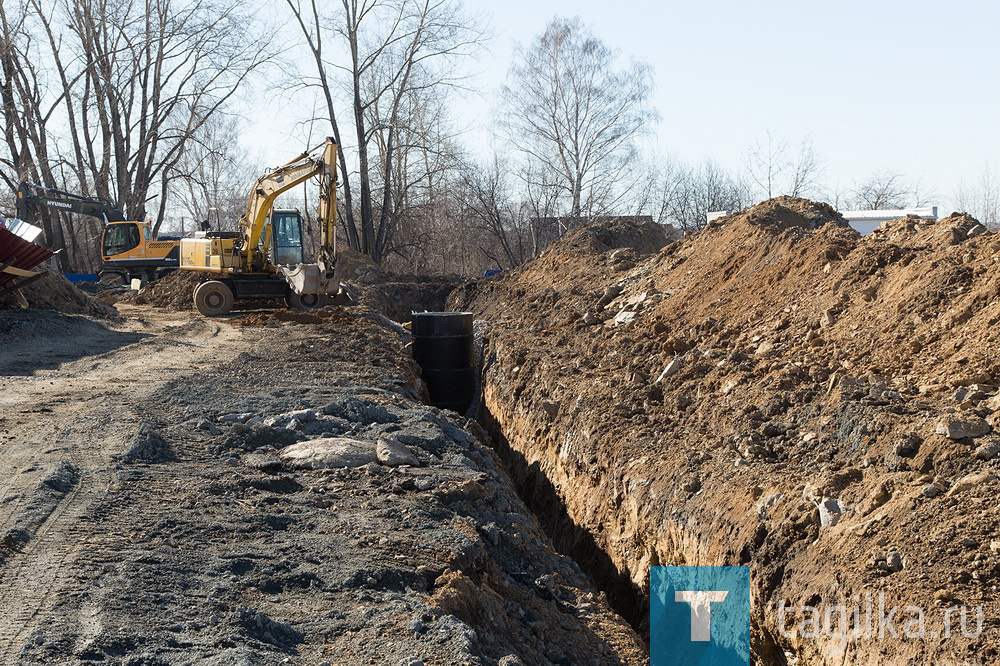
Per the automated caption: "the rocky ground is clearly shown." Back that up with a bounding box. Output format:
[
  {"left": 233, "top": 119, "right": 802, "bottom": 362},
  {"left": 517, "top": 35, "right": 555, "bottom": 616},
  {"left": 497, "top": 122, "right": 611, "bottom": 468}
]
[
  {"left": 0, "top": 291, "right": 643, "bottom": 664},
  {"left": 453, "top": 200, "right": 1000, "bottom": 664}
]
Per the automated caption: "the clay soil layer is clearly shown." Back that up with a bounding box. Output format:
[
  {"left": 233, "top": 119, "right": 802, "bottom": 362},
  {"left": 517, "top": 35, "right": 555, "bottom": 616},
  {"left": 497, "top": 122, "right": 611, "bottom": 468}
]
[
  {"left": 0, "top": 303, "right": 643, "bottom": 664},
  {"left": 454, "top": 200, "right": 1000, "bottom": 664}
]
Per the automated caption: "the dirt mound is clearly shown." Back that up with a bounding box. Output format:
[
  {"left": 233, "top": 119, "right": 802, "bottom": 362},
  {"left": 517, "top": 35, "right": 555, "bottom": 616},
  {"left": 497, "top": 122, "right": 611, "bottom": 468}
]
[
  {"left": 712, "top": 195, "right": 849, "bottom": 232},
  {"left": 232, "top": 307, "right": 361, "bottom": 327},
  {"left": 363, "top": 276, "right": 467, "bottom": 322},
  {"left": 867, "top": 210, "right": 989, "bottom": 248},
  {"left": 0, "top": 268, "right": 117, "bottom": 318},
  {"left": 553, "top": 216, "right": 672, "bottom": 256},
  {"left": 458, "top": 198, "right": 1000, "bottom": 663},
  {"left": 126, "top": 269, "right": 205, "bottom": 309},
  {"left": 336, "top": 245, "right": 385, "bottom": 284}
]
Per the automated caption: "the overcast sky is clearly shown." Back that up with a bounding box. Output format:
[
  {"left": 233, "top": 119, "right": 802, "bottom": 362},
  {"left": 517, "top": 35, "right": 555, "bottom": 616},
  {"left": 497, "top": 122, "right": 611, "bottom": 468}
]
[{"left": 450, "top": 0, "right": 998, "bottom": 210}]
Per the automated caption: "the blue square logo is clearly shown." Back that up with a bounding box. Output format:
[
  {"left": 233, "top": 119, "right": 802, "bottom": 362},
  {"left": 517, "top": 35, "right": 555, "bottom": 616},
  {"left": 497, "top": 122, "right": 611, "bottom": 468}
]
[{"left": 650, "top": 566, "right": 753, "bottom": 666}]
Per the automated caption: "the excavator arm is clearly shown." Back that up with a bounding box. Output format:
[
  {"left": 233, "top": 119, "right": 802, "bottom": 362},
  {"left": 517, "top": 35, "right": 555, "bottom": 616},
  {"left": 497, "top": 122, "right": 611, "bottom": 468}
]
[
  {"left": 16, "top": 182, "right": 126, "bottom": 225},
  {"left": 239, "top": 138, "right": 338, "bottom": 267}
]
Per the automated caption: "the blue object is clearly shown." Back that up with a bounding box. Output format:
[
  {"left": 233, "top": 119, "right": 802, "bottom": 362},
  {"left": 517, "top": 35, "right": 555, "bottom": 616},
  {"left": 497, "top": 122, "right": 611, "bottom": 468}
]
[
  {"left": 64, "top": 273, "right": 99, "bottom": 283},
  {"left": 483, "top": 269, "right": 503, "bottom": 277},
  {"left": 650, "top": 567, "right": 753, "bottom": 665}
]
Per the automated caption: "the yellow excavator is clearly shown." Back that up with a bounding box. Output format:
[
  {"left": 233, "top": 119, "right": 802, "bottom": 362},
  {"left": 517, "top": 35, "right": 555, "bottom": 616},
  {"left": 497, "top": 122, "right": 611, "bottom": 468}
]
[
  {"left": 179, "top": 137, "right": 350, "bottom": 316},
  {"left": 15, "top": 182, "right": 180, "bottom": 284}
]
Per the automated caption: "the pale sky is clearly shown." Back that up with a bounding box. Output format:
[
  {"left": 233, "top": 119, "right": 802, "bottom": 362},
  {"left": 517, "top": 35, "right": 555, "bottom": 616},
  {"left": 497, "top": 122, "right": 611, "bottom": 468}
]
[{"left": 259, "top": 0, "right": 1000, "bottom": 212}]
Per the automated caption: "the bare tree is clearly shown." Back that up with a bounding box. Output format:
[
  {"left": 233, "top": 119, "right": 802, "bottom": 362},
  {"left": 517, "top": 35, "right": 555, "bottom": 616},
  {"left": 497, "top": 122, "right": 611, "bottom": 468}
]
[
  {"left": 657, "top": 159, "right": 750, "bottom": 232},
  {"left": 954, "top": 163, "right": 1000, "bottom": 228},
  {"left": 457, "top": 156, "right": 530, "bottom": 269},
  {"left": 0, "top": 0, "right": 273, "bottom": 270},
  {"left": 744, "top": 131, "right": 824, "bottom": 201},
  {"left": 498, "top": 17, "right": 657, "bottom": 222},
  {"left": 744, "top": 130, "right": 788, "bottom": 200},
  {"left": 788, "top": 137, "right": 824, "bottom": 198},
  {"left": 851, "top": 169, "right": 923, "bottom": 210},
  {"left": 285, "top": 0, "right": 484, "bottom": 264},
  {"left": 170, "top": 115, "right": 261, "bottom": 234}
]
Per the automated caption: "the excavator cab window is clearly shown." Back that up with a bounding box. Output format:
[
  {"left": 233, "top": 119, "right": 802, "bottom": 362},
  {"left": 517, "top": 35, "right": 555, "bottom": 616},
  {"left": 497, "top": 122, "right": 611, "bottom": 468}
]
[
  {"left": 272, "top": 212, "right": 305, "bottom": 265},
  {"left": 103, "top": 223, "right": 141, "bottom": 257}
]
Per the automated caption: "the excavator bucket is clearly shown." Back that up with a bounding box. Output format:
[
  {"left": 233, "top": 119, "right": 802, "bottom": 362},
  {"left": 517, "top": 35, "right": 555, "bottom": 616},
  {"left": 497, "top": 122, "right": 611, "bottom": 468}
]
[{"left": 280, "top": 263, "right": 358, "bottom": 304}]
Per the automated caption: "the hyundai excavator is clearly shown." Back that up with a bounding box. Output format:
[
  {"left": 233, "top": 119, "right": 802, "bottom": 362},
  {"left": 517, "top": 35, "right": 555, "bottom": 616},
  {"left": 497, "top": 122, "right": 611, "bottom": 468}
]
[
  {"left": 178, "top": 137, "right": 349, "bottom": 316},
  {"left": 15, "top": 182, "right": 180, "bottom": 284}
]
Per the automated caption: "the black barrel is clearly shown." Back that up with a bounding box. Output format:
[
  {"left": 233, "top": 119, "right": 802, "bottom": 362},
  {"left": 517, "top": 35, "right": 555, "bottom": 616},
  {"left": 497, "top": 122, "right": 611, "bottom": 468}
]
[{"left": 411, "top": 312, "right": 476, "bottom": 413}]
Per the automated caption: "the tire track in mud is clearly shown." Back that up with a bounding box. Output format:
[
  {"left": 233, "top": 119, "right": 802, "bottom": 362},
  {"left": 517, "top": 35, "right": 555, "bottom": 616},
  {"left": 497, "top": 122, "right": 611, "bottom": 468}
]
[{"left": 0, "top": 458, "right": 109, "bottom": 663}]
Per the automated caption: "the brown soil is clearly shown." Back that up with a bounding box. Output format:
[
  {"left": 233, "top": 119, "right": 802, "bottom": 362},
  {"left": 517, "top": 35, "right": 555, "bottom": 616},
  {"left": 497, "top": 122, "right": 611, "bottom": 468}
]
[
  {"left": 455, "top": 198, "right": 1000, "bottom": 664},
  {"left": 0, "top": 266, "right": 117, "bottom": 319},
  {"left": 122, "top": 269, "right": 207, "bottom": 310}
]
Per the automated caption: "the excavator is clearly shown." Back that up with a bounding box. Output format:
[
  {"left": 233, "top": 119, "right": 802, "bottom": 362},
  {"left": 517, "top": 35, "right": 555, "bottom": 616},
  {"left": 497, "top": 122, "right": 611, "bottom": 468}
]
[
  {"left": 15, "top": 182, "right": 180, "bottom": 284},
  {"left": 178, "top": 137, "right": 349, "bottom": 316}
]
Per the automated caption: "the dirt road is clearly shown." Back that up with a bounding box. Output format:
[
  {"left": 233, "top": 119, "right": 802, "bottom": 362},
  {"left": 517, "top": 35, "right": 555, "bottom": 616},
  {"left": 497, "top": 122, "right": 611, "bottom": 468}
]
[{"left": 0, "top": 305, "right": 644, "bottom": 665}]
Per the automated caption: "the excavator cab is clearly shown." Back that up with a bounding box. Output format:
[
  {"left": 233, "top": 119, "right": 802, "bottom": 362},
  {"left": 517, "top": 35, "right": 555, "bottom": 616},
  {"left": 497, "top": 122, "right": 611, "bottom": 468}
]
[
  {"left": 102, "top": 222, "right": 144, "bottom": 258},
  {"left": 267, "top": 210, "right": 306, "bottom": 265}
]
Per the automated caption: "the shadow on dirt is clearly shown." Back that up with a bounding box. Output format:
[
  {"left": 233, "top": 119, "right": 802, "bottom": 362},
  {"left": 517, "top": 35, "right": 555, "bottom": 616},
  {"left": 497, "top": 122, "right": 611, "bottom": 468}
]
[{"left": 0, "top": 309, "right": 150, "bottom": 376}]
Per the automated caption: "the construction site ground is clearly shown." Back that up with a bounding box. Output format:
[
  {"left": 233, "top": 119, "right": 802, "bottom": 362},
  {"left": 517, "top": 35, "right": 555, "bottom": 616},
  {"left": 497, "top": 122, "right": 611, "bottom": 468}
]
[
  {"left": 6, "top": 196, "right": 1000, "bottom": 666},
  {"left": 0, "top": 295, "right": 643, "bottom": 665}
]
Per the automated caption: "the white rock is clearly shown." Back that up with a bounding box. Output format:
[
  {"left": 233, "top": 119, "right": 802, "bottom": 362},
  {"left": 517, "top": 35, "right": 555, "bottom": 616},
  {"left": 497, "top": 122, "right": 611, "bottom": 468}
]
[
  {"left": 815, "top": 498, "right": 844, "bottom": 527},
  {"left": 656, "top": 358, "right": 683, "bottom": 383},
  {"left": 279, "top": 437, "right": 376, "bottom": 469},
  {"left": 936, "top": 417, "right": 992, "bottom": 440},
  {"left": 376, "top": 437, "right": 420, "bottom": 467},
  {"left": 947, "top": 472, "right": 994, "bottom": 497},
  {"left": 612, "top": 310, "right": 638, "bottom": 326}
]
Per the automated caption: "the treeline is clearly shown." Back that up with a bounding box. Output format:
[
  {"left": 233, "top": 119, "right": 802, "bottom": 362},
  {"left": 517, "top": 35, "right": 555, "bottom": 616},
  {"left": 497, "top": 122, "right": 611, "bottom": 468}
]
[{"left": 1, "top": 2, "right": 996, "bottom": 275}]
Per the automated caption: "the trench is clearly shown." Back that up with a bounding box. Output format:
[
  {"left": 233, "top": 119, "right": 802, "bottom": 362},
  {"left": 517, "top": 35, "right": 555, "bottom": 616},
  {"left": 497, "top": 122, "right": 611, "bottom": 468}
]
[
  {"left": 465, "top": 342, "right": 794, "bottom": 665},
  {"left": 407, "top": 305, "right": 652, "bottom": 644},
  {"left": 477, "top": 404, "right": 650, "bottom": 636}
]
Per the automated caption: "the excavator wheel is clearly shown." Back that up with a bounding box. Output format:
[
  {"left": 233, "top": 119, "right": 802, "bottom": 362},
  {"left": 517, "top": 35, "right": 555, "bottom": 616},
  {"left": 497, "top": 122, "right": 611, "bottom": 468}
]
[
  {"left": 98, "top": 271, "right": 126, "bottom": 287},
  {"left": 194, "top": 280, "right": 235, "bottom": 317},
  {"left": 286, "top": 292, "right": 327, "bottom": 312}
]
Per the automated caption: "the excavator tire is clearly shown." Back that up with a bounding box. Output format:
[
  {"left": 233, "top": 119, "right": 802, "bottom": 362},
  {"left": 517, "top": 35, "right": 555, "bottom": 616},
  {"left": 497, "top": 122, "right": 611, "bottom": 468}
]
[
  {"left": 286, "top": 292, "right": 327, "bottom": 312},
  {"left": 98, "top": 271, "right": 126, "bottom": 287},
  {"left": 194, "top": 280, "right": 235, "bottom": 317}
]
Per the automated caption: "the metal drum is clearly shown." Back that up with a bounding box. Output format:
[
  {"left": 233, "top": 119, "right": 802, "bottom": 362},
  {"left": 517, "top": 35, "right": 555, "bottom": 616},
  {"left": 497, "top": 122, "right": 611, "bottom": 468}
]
[{"left": 410, "top": 312, "right": 476, "bottom": 413}]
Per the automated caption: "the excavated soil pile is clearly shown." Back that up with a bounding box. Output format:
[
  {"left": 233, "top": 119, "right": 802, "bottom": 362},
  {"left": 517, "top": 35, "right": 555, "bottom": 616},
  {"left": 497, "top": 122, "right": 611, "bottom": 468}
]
[
  {"left": 453, "top": 198, "right": 1000, "bottom": 664},
  {"left": 125, "top": 269, "right": 207, "bottom": 309},
  {"left": 0, "top": 267, "right": 116, "bottom": 318},
  {"left": 336, "top": 245, "right": 385, "bottom": 285}
]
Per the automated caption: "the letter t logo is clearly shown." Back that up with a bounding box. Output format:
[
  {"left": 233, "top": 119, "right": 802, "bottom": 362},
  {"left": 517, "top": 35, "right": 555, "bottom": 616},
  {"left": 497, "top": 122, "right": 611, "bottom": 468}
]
[{"left": 675, "top": 591, "right": 729, "bottom": 641}]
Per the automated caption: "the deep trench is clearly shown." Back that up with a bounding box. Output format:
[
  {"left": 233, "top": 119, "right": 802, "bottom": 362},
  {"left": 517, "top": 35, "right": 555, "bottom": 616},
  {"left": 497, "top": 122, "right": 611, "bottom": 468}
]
[
  {"left": 404, "top": 298, "right": 652, "bottom": 643},
  {"left": 477, "top": 404, "right": 652, "bottom": 640}
]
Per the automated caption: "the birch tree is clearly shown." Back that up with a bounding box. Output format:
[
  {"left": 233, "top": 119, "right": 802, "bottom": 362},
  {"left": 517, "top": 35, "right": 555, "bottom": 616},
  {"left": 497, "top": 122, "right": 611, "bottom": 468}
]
[{"left": 498, "top": 17, "right": 656, "bottom": 222}]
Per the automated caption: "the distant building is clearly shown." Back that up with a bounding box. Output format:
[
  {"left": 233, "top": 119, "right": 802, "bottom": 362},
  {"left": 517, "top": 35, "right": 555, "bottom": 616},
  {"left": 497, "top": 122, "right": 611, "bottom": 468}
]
[{"left": 838, "top": 207, "right": 938, "bottom": 235}]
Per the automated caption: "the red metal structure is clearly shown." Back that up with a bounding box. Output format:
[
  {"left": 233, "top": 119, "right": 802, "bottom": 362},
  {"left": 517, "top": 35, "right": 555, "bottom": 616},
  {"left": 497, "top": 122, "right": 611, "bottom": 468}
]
[{"left": 0, "top": 220, "right": 56, "bottom": 299}]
